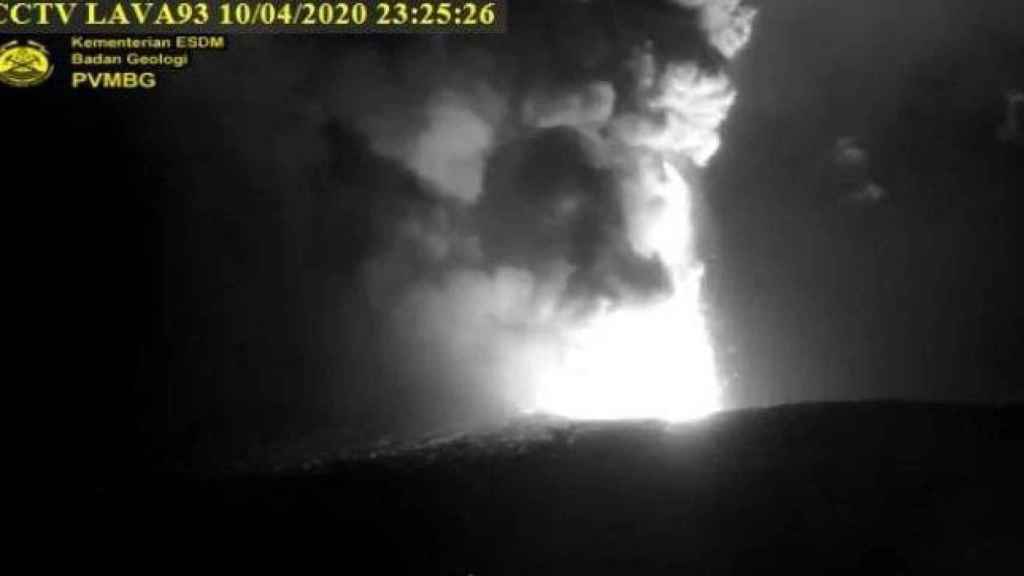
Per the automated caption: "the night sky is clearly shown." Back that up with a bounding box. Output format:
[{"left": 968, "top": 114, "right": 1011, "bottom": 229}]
[
  {"left": 14, "top": 0, "right": 1021, "bottom": 473},
  {"left": 705, "top": 0, "right": 1024, "bottom": 407}
]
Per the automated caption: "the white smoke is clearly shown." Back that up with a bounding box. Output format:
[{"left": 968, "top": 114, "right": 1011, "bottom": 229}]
[
  {"left": 406, "top": 89, "right": 502, "bottom": 203},
  {"left": 613, "top": 60, "right": 737, "bottom": 166},
  {"left": 523, "top": 82, "right": 617, "bottom": 129},
  {"left": 676, "top": 0, "right": 758, "bottom": 59}
]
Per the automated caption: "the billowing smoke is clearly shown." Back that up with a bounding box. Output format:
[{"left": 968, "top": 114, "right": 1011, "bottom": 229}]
[
  {"left": 678, "top": 0, "right": 758, "bottom": 59},
  {"left": 323, "top": 0, "right": 758, "bottom": 430},
  {"left": 166, "top": 1, "right": 758, "bottom": 448}
]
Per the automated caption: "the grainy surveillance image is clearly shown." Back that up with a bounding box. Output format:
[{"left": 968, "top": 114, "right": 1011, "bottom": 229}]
[{"left": 9, "top": 0, "right": 1022, "bottom": 572}]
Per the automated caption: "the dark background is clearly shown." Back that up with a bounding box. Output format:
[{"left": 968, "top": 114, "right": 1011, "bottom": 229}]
[
  {"left": 705, "top": 0, "right": 1024, "bottom": 407},
  {"left": 7, "top": 0, "right": 1022, "bottom": 477}
]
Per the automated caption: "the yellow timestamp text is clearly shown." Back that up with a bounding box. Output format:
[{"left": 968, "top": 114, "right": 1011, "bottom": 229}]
[
  {"left": 219, "top": 2, "right": 500, "bottom": 27},
  {"left": 0, "top": 1, "right": 507, "bottom": 33}
]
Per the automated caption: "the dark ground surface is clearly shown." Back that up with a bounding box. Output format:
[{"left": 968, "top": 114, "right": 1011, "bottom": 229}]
[{"left": 82, "top": 402, "right": 1022, "bottom": 573}]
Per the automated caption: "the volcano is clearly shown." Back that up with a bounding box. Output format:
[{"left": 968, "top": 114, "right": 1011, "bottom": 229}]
[{"left": 84, "top": 402, "right": 1023, "bottom": 573}]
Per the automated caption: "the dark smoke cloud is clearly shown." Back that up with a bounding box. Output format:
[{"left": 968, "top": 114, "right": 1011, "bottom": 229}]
[
  {"left": 998, "top": 90, "right": 1023, "bottom": 143},
  {"left": 832, "top": 137, "right": 886, "bottom": 206}
]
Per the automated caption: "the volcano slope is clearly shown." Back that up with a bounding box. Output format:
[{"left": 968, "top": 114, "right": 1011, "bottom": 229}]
[{"left": 93, "top": 402, "right": 1021, "bottom": 573}]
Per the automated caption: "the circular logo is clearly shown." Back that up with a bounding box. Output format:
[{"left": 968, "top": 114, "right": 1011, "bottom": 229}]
[{"left": 0, "top": 40, "right": 54, "bottom": 88}]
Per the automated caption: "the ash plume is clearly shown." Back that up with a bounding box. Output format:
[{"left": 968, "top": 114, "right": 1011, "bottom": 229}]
[
  {"left": 342, "top": 0, "right": 757, "bottom": 429},
  {"left": 169, "top": 0, "right": 758, "bottom": 444}
]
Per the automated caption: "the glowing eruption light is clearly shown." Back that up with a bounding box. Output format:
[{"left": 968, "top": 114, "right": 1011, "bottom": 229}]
[
  {"left": 531, "top": 159, "right": 721, "bottom": 422},
  {"left": 534, "top": 266, "right": 720, "bottom": 422},
  {"left": 527, "top": 2, "right": 756, "bottom": 421}
]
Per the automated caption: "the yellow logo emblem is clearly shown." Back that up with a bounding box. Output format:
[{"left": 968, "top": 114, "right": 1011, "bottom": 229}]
[{"left": 0, "top": 40, "right": 54, "bottom": 88}]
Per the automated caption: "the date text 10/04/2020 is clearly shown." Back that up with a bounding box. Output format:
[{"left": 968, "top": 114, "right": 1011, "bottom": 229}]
[{"left": 0, "top": 2, "right": 503, "bottom": 30}]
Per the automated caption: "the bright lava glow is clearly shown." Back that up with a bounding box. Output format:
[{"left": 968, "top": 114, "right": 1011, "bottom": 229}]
[
  {"left": 521, "top": 29, "right": 753, "bottom": 422},
  {"left": 530, "top": 161, "right": 721, "bottom": 422},
  {"left": 533, "top": 270, "right": 720, "bottom": 422}
]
